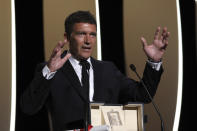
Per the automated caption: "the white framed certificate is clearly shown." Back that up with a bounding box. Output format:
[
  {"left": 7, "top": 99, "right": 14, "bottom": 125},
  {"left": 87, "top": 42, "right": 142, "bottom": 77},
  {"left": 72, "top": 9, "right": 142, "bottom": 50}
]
[{"left": 90, "top": 103, "right": 144, "bottom": 131}]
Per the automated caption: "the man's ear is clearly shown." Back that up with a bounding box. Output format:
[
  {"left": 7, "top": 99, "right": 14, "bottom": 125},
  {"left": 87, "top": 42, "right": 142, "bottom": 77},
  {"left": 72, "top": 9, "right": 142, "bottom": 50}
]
[{"left": 64, "top": 32, "right": 70, "bottom": 42}]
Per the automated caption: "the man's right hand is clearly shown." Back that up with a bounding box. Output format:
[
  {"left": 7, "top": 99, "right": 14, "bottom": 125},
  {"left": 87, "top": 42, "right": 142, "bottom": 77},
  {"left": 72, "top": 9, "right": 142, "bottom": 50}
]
[{"left": 47, "top": 40, "right": 71, "bottom": 72}]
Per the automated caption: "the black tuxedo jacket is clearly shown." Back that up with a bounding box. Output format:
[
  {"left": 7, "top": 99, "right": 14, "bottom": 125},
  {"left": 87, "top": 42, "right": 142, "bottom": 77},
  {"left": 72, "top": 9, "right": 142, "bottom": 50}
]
[{"left": 21, "top": 57, "right": 163, "bottom": 131}]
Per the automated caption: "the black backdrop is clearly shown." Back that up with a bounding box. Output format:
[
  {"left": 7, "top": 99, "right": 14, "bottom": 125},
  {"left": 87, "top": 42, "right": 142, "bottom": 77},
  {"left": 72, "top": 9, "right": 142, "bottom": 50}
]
[
  {"left": 178, "top": 0, "right": 196, "bottom": 130},
  {"left": 15, "top": 0, "right": 196, "bottom": 130},
  {"left": 15, "top": 0, "right": 49, "bottom": 131},
  {"left": 99, "top": 0, "right": 125, "bottom": 74}
]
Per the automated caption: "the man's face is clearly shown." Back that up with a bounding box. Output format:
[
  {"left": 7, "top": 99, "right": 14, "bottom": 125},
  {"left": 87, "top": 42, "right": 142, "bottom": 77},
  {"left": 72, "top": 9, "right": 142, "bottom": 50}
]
[{"left": 68, "top": 22, "right": 97, "bottom": 60}]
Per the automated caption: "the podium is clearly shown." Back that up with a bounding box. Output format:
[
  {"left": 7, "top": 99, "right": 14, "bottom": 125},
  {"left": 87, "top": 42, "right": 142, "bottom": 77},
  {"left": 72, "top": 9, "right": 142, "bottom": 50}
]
[{"left": 90, "top": 103, "right": 144, "bottom": 131}]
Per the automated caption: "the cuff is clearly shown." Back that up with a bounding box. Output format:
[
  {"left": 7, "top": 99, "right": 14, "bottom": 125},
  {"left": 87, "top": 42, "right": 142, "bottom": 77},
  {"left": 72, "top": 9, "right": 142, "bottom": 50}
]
[
  {"left": 147, "top": 60, "right": 162, "bottom": 71},
  {"left": 42, "top": 65, "right": 57, "bottom": 80}
]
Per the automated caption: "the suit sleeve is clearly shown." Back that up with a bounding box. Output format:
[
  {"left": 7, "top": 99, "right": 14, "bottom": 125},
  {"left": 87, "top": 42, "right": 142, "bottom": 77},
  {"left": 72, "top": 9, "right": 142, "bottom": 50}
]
[
  {"left": 118, "top": 63, "right": 163, "bottom": 104},
  {"left": 20, "top": 63, "right": 52, "bottom": 115}
]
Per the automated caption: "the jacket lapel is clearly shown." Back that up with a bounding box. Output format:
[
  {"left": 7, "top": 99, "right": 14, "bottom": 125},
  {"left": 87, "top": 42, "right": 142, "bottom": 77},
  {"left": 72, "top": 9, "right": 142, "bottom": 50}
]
[{"left": 61, "top": 60, "right": 87, "bottom": 102}]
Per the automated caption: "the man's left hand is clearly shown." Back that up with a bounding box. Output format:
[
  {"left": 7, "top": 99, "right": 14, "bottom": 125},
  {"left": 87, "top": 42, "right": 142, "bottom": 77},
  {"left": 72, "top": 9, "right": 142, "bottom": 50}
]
[{"left": 141, "top": 27, "right": 170, "bottom": 62}]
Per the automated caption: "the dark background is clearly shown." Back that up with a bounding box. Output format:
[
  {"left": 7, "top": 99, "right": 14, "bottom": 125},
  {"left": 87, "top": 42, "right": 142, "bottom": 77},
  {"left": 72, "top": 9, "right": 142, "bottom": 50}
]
[{"left": 178, "top": 0, "right": 196, "bottom": 130}]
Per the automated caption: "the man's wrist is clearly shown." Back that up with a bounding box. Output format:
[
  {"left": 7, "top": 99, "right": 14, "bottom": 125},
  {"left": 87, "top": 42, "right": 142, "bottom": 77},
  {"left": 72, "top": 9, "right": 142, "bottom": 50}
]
[
  {"left": 42, "top": 65, "right": 57, "bottom": 80},
  {"left": 148, "top": 58, "right": 162, "bottom": 63},
  {"left": 147, "top": 59, "right": 162, "bottom": 71}
]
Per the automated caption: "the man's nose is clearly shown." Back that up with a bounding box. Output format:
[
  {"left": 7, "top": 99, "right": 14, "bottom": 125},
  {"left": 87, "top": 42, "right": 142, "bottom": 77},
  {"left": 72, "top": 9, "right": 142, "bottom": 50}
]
[{"left": 84, "top": 35, "right": 90, "bottom": 44}]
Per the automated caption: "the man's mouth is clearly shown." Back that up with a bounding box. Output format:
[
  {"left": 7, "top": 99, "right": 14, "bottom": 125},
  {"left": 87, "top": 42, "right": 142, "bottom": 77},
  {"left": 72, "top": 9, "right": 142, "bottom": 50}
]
[{"left": 82, "top": 46, "right": 91, "bottom": 50}]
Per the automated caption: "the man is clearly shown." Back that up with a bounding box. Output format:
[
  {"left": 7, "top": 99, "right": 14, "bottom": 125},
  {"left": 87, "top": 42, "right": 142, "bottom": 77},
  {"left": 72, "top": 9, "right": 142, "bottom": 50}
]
[{"left": 21, "top": 11, "right": 170, "bottom": 131}]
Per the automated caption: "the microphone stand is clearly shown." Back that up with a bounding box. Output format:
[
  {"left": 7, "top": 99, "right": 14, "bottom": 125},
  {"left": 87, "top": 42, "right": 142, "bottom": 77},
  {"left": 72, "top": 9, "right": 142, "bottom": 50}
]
[{"left": 130, "top": 64, "right": 165, "bottom": 131}]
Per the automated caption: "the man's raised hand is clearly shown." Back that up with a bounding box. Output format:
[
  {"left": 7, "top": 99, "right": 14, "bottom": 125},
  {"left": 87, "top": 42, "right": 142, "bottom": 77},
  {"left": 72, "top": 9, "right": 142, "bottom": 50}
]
[
  {"left": 141, "top": 27, "right": 170, "bottom": 62},
  {"left": 47, "top": 40, "right": 71, "bottom": 72}
]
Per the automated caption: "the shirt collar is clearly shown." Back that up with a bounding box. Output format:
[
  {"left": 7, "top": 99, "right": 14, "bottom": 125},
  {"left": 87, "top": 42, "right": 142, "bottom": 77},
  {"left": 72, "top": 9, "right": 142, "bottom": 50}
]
[{"left": 69, "top": 55, "right": 92, "bottom": 69}]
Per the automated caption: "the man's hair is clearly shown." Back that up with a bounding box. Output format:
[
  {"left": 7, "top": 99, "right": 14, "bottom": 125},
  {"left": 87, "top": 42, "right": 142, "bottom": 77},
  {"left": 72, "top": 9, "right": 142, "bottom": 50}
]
[{"left": 64, "top": 10, "right": 97, "bottom": 39}]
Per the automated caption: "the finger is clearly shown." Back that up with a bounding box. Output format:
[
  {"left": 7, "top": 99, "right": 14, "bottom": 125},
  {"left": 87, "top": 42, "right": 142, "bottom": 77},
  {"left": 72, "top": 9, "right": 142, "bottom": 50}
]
[
  {"left": 160, "top": 27, "right": 166, "bottom": 40},
  {"left": 166, "top": 32, "right": 170, "bottom": 39},
  {"left": 63, "top": 37, "right": 68, "bottom": 44},
  {"left": 162, "top": 31, "right": 170, "bottom": 44},
  {"left": 161, "top": 29, "right": 170, "bottom": 45},
  {"left": 61, "top": 53, "right": 71, "bottom": 63},
  {"left": 163, "top": 27, "right": 167, "bottom": 33},
  {"left": 161, "top": 41, "right": 168, "bottom": 50},
  {"left": 58, "top": 41, "right": 65, "bottom": 48},
  {"left": 54, "top": 41, "right": 63, "bottom": 52},
  {"left": 55, "top": 48, "right": 62, "bottom": 58},
  {"left": 154, "top": 26, "right": 161, "bottom": 40},
  {"left": 51, "top": 41, "right": 64, "bottom": 58},
  {"left": 51, "top": 48, "right": 58, "bottom": 58},
  {"left": 141, "top": 37, "right": 148, "bottom": 47}
]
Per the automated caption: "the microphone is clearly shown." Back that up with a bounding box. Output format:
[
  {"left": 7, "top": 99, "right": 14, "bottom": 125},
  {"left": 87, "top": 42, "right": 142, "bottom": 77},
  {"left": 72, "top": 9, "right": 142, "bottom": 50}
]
[{"left": 130, "top": 64, "right": 165, "bottom": 131}]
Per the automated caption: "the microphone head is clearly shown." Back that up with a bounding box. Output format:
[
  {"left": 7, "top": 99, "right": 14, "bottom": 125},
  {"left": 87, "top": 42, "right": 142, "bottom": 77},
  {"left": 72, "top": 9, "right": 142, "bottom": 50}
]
[{"left": 129, "top": 64, "right": 136, "bottom": 71}]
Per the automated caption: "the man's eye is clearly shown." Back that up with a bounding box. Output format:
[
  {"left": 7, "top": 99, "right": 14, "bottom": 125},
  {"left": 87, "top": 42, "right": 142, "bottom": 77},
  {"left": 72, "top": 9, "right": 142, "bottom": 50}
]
[
  {"left": 90, "top": 33, "right": 96, "bottom": 37},
  {"left": 77, "top": 32, "right": 86, "bottom": 35}
]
